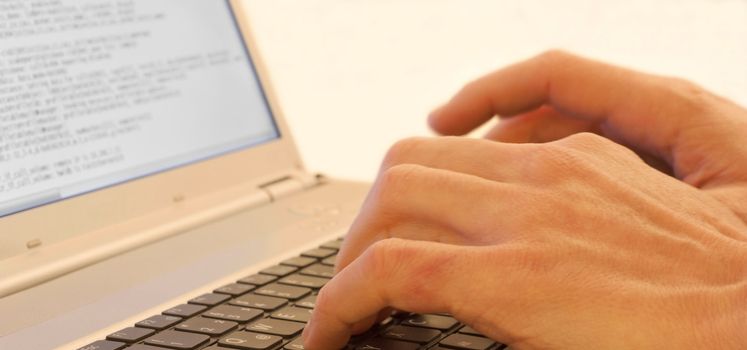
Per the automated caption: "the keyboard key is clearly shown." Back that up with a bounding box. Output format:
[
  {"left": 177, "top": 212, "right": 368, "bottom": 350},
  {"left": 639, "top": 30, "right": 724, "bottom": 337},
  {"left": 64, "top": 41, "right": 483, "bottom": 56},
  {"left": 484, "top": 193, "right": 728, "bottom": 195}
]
[
  {"left": 126, "top": 345, "right": 172, "bottom": 350},
  {"left": 144, "top": 330, "right": 209, "bottom": 349},
  {"left": 204, "top": 305, "right": 263, "bottom": 323},
  {"left": 403, "top": 314, "right": 459, "bottom": 330},
  {"left": 300, "top": 263, "right": 335, "bottom": 278},
  {"left": 321, "top": 255, "right": 337, "bottom": 266},
  {"left": 218, "top": 331, "right": 282, "bottom": 349},
  {"left": 254, "top": 283, "right": 310, "bottom": 300},
  {"left": 320, "top": 239, "right": 343, "bottom": 250},
  {"left": 215, "top": 283, "right": 255, "bottom": 296},
  {"left": 189, "top": 293, "right": 230, "bottom": 306},
  {"left": 106, "top": 327, "right": 155, "bottom": 343},
  {"left": 175, "top": 317, "right": 238, "bottom": 336},
  {"left": 439, "top": 333, "right": 496, "bottom": 349},
  {"left": 260, "top": 265, "right": 298, "bottom": 277},
  {"left": 279, "top": 274, "right": 330, "bottom": 289},
  {"left": 163, "top": 304, "right": 207, "bottom": 318},
  {"left": 271, "top": 306, "right": 314, "bottom": 323},
  {"left": 381, "top": 325, "right": 441, "bottom": 344},
  {"left": 459, "top": 326, "right": 483, "bottom": 336},
  {"left": 136, "top": 315, "right": 183, "bottom": 330},
  {"left": 230, "top": 294, "right": 288, "bottom": 311},
  {"left": 284, "top": 337, "right": 305, "bottom": 349},
  {"left": 239, "top": 274, "right": 277, "bottom": 286},
  {"left": 355, "top": 337, "right": 419, "bottom": 350},
  {"left": 76, "top": 340, "right": 126, "bottom": 350},
  {"left": 201, "top": 346, "right": 232, "bottom": 350},
  {"left": 301, "top": 248, "right": 336, "bottom": 259},
  {"left": 294, "top": 295, "right": 317, "bottom": 309},
  {"left": 281, "top": 256, "right": 317, "bottom": 268},
  {"left": 246, "top": 318, "right": 305, "bottom": 337}
]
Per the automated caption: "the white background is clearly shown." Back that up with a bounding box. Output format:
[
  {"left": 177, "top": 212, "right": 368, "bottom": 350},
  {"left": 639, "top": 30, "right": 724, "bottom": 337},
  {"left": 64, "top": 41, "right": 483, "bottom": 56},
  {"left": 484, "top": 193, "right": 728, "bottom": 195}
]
[
  {"left": 242, "top": 0, "right": 747, "bottom": 182},
  {"left": 1, "top": 2, "right": 744, "bottom": 342}
]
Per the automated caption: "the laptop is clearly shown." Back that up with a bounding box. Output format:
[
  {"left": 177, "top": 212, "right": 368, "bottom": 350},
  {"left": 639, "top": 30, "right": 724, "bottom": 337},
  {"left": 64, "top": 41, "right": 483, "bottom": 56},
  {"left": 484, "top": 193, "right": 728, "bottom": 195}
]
[{"left": 0, "top": 1, "right": 502, "bottom": 349}]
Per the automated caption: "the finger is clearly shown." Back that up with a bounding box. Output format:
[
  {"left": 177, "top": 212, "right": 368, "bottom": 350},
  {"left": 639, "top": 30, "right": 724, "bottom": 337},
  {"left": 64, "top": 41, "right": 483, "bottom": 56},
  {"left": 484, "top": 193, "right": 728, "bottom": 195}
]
[
  {"left": 336, "top": 221, "right": 461, "bottom": 275},
  {"left": 350, "top": 314, "right": 377, "bottom": 335},
  {"left": 484, "top": 106, "right": 599, "bottom": 143},
  {"left": 335, "top": 164, "right": 514, "bottom": 273},
  {"left": 483, "top": 108, "right": 673, "bottom": 174},
  {"left": 346, "top": 308, "right": 395, "bottom": 338},
  {"left": 379, "top": 137, "right": 525, "bottom": 181},
  {"left": 428, "top": 50, "right": 627, "bottom": 135},
  {"left": 303, "top": 239, "right": 492, "bottom": 350},
  {"left": 428, "top": 50, "right": 718, "bottom": 164}
]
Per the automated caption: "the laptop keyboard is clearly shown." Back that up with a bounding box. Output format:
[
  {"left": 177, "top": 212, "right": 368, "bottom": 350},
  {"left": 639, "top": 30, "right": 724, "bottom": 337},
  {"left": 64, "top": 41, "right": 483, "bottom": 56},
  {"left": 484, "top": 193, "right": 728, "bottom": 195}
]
[{"left": 77, "top": 238, "right": 507, "bottom": 350}]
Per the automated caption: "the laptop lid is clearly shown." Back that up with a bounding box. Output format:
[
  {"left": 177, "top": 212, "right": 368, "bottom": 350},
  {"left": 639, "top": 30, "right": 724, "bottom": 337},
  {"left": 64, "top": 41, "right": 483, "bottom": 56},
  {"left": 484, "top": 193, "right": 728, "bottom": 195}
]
[{"left": 0, "top": 0, "right": 306, "bottom": 294}]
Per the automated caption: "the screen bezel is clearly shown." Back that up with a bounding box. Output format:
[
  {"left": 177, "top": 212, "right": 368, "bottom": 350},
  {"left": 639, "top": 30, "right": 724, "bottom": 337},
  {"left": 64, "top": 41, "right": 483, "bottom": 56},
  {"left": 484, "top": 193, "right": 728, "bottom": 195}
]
[{"left": 0, "top": 0, "right": 305, "bottom": 253}]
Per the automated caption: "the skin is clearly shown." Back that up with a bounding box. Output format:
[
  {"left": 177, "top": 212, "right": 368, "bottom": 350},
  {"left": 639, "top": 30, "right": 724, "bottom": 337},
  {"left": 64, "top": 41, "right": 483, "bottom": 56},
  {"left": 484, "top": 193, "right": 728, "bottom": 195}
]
[{"left": 302, "top": 50, "right": 747, "bottom": 349}]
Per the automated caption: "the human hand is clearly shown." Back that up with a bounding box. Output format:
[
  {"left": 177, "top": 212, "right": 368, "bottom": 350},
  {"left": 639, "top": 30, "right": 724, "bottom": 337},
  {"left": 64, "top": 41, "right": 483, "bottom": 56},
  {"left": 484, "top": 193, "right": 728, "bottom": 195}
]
[
  {"left": 428, "top": 50, "right": 747, "bottom": 220},
  {"left": 303, "top": 51, "right": 747, "bottom": 349}
]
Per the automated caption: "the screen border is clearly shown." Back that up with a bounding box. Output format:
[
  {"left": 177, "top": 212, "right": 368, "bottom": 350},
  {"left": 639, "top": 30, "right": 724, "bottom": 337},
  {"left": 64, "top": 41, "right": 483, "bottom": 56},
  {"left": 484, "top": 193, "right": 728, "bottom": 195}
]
[{"left": 0, "top": 0, "right": 305, "bottom": 254}]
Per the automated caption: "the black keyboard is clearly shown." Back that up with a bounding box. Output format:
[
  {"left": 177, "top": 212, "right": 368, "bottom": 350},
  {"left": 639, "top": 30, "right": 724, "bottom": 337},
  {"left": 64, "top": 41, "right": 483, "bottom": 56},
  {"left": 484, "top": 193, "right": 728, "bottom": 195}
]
[{"left": 77, "top": 238, "right": 507, "bottom": 350}]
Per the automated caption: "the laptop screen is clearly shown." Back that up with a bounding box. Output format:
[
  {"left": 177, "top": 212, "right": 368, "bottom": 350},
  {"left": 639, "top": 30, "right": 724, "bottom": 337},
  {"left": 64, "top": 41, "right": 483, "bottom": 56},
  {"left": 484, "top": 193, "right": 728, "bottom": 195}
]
[{"left": 0, "top": 1, "right": 279, "bottom": 217}]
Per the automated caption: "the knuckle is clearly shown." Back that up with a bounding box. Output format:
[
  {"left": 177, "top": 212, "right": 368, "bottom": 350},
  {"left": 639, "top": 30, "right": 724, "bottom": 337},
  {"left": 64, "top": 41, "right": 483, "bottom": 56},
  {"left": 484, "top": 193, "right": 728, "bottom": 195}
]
[
  {"left": 660, "top": 76, "right": 714, "bottom": 111},
  {"left": 381, "top": 137, "right": 429, "bottom": 169},
  {"left": 363, "top": 238, "right": 410, "bottom": 281},
  {"left": 667, "top": 77, "right": 706, "bottom": 96},
  {"left": 314, "top": 285, "right": 335, "bottom": 310},
  {"left": 377, "top": 164, "right": 420, "bottom": 199},
  {"left": 559, "top": 132, "right": 609, "bottom": 149},
  {"left": 531, "top": 50, "right": 579, "bottom": 81},
  {"left": 460, "top": 78, "right": 484, "bottom": 95},
  {"left": 368, "top": 164, "right": 423, "bottom": 219},
  {"left": 536, "top": 49, "right": 574, "bottom": 65},
  {"left": 530, "top": 141, "right": 588, "bottom": 173},
  {"left": 363, "top": 239, "right": 452, "bottom": 306},
  {"left": 561, "top": 132, "right": 642, "bottom": 161}
]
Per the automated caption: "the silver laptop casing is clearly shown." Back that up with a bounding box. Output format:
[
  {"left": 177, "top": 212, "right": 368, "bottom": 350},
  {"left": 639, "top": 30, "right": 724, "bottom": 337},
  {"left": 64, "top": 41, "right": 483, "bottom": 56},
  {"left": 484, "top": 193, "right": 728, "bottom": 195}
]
[{"left": 0, "top": 1, "right": 370, "bottom": 348}]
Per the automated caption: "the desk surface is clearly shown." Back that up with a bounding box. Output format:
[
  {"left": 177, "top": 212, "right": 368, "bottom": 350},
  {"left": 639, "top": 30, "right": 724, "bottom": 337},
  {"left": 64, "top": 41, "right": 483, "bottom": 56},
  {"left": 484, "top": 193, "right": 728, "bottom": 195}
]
[{"left": 243, "top": 0, "right": 747, "bottom": 182}]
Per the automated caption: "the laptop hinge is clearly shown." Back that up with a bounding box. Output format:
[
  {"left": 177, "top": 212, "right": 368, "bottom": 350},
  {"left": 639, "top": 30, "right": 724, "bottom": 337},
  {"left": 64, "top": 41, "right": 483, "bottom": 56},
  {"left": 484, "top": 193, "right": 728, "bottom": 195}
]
[{"left": 259, "top": 173, "right": 318, "bottom": 201}]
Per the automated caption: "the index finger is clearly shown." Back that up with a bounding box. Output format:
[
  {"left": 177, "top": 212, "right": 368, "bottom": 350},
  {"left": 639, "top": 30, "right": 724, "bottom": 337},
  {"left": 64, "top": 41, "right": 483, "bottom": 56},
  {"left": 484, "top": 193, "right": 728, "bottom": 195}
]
[
  {"left": 428, "top": 50, "right": 689, "bottom": 160},
  {"left": 303, "top": 239, "right": 498, "bottom": 350}
]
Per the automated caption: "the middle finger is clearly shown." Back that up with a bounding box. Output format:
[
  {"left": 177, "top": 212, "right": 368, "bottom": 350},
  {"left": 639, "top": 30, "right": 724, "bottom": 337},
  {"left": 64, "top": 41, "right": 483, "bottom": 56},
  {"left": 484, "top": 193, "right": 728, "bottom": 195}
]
[
  {"left": 379, "top": 136, "right": 527, "bottom": 181},
  {"left": 336, "top": 163, "right": 519, "bottom": 272}
]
